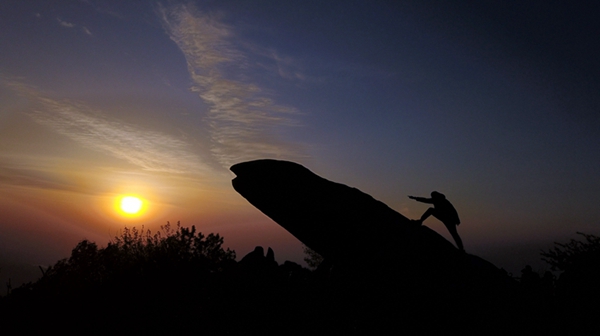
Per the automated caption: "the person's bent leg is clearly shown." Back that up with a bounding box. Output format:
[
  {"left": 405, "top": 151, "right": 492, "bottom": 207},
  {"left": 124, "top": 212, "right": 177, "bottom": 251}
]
[{"left": 419, "top": 208, "right": 435, "bottom": 223}]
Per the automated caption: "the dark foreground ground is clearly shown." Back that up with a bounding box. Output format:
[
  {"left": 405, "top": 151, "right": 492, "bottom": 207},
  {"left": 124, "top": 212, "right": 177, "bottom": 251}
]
[
  {"left": 1, "top": 259, "right": 598, "bottom": 335},
  {"left": 2, "top": 221, "right": 599, "bottom": 335}
]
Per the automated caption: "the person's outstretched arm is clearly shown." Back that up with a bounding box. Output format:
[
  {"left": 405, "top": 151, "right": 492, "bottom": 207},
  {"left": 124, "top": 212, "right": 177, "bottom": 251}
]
[{"left": 408, "top": 195, "right": 433, "bottom": 204}]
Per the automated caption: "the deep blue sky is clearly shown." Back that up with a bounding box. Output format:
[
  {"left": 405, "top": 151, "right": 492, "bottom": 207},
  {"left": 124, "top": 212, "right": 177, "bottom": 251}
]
[{"left": 1, "top": 1, "right": 599, "bottom": 284}]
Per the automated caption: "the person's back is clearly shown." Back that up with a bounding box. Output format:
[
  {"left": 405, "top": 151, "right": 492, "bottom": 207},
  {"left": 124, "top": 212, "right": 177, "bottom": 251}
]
[{"left": 431, "top": 192, "right": 460, "bottom": 226}]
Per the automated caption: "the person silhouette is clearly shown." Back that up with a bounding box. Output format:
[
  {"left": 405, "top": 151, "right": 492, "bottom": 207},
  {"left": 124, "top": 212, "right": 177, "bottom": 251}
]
[{"left": 408, "top": 191, "right": 465, "bottom": 252}]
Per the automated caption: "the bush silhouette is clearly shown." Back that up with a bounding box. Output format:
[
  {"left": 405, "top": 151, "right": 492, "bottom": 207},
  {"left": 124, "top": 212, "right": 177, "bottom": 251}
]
[
  {"left": 2, "top": 223, "right": 235, "bottom": 326},
  {"left": 29, "top": 222, "right": 235, "bottom": 295},
  {"left": 541, "top": 232, "right": 600, "bottom": 310},
  {"left": 541, "top": 232, "right": 600, "bottom": 272}
]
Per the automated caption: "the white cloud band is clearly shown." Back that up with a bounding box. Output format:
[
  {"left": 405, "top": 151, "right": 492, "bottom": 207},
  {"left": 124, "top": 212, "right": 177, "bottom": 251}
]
[{"left": 158, "top": 4, "right": 301, "bottom": 168}]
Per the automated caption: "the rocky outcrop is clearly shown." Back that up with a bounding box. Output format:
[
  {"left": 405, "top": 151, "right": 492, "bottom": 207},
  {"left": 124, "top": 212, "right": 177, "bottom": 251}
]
[
  {"left": 233, "top": 160, "right": 411, "bottom": 261},
  {"left": 231, "top": 160, "right": 460, "bottom": 264},
  {"left": 231, "top": 159, "right": 517, "bottom": 313},
  {"left": 239, "top": 246, "right": 278, "bottom": 271}
]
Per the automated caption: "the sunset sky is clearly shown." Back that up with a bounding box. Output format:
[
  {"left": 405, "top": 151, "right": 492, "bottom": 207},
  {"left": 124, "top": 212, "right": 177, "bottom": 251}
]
[{"left": 1, "top": 1, "right": 599, "bottom": 285}]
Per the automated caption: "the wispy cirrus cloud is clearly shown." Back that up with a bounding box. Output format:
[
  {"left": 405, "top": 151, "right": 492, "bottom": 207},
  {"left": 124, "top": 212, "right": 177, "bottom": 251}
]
[
  {"left": 8, "top": 83, "right": 207, "bottom": 174},
  {"left": 0, "top": 162, "right": 79, "bottom": 194},
  {"left": 57, "top": 18, "right": 75, "bottom": 28},
  {"left": 158, "top": 4, "right": 302, "bottom": 168},
  {"left": 272, "top": 52, "right": 307, "bottom": 81},
  {"left": 249, "top": 47, "right": 313, "bottom": 82},
  {"left": 56, "top": 17, "right": 92, "bottom": 36}
]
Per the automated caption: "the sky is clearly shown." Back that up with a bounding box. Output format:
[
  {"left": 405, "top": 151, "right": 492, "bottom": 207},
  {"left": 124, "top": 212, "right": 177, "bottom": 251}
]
[{"left": 1, "top": 0, "right": 599, "bottom": 286}]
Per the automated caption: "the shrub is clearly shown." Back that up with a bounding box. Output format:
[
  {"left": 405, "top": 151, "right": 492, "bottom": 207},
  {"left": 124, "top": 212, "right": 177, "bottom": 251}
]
[{"left": 14, "top": 222, "right": 236, "bottom": 298}]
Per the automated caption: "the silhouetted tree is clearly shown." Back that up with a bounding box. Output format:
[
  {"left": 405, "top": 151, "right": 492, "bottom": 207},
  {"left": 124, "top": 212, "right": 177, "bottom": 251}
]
[
  {"left": 541, "top": 232, "right": 600, "bottom": 272},
  {"left": 541, "top": 232, "right": 600, "bottom": 310}
]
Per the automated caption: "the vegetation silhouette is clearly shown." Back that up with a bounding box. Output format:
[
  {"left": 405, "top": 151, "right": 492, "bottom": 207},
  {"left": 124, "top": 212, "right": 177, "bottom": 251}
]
[
  {"left": 45, "top": 222, "right": 235, "bottom": 284},
  {"left": 1, "top": 222, "right": 242, "bottom": 333},
  {"left": 540, "top": 232, "right": 600, "bottom": 330}
]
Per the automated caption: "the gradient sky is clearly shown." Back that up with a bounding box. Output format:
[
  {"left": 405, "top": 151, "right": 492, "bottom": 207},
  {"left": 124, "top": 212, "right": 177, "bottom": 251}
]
[{"left": 1, "top": 1, "right": 599, "bottom": 285}]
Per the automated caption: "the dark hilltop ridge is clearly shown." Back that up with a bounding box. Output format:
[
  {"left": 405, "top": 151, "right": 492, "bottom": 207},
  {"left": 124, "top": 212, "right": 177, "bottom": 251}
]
[{"left": 1, "top": 159, "right": 598, "bottom": 334}]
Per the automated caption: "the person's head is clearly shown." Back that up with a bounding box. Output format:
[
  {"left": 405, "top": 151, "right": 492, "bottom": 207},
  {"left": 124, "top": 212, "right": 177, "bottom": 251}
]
[{"left": 431, "top": 191, "right": 445, "bottom": 200}]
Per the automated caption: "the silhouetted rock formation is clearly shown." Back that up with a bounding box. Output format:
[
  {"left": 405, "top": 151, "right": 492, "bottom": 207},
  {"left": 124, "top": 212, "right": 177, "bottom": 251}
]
[
  {"left": 239, "top": 246, "right": 278, "bottom": 272},
  {"left": 232, "top": 160, "right": 466, "bottom": 263},
  {"left": 231, "top": 159, "right": 420, "bottom": 263},
  {"left": 231, "top": 159, "right": 518, "bottom": 326},
  {"left": 240, "top": 246, "right": 265, "bottom": 265}
]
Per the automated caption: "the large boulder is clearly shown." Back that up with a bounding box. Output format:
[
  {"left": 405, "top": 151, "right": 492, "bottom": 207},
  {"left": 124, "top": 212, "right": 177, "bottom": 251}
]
[{"left": 232, "top": 160, "right": 457, "bottom": 264}]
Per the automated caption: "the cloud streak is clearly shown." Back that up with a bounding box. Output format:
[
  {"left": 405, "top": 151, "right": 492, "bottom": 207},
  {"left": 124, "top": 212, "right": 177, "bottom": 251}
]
[
  {"left": 9, "top": 83, "right": 207, "bottom": 174},
  {"left": 56, "top": 18, "right": 92, "bottom": 36},
  {"left": 158, "top": 4, "right": 302, "bottom": 168},
  {"left": 0, "top": 162, "right": 80, "bottom": 194},
  {"left": 57, "top": 18, "right": 75, "bottom": 28}
]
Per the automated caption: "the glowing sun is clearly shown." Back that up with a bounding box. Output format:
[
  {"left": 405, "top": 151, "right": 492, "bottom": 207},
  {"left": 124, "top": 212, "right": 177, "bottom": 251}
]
[
  {"left": 121, "top": 196, "right": 143, "bottom": 214},
  {"left": 115, "top": 195, "right": 147, "bottom": 217}
]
